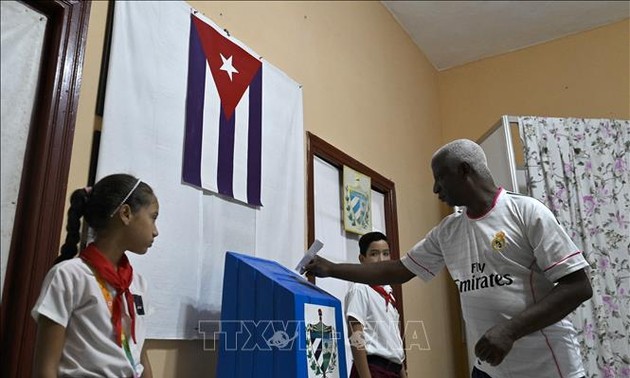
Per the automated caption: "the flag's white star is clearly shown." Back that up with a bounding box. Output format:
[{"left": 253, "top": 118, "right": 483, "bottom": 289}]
[{"left": 219, "top": 53, "right": 239, "bottom": 81}]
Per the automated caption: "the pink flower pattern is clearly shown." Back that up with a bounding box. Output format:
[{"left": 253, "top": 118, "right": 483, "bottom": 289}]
[{"left": 520, "top": 117, "right": 630, "bottom": 378}]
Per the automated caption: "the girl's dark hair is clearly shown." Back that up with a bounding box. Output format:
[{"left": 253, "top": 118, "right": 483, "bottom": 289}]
[
  {"left": 358, "top": 231, "right": 388, "bottom": 256},
  {"left": 54, "top": 174, "right": 154, "bottom": 264}
]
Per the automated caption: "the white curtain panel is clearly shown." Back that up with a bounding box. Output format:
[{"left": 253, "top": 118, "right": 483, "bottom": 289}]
[{"left": 0, "top": 1, "right": 47, "bottom": 297}]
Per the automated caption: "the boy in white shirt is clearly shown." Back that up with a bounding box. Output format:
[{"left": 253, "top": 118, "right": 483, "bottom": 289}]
[{"left": 345, "top": 232, "right": 406, "bottom": 378}]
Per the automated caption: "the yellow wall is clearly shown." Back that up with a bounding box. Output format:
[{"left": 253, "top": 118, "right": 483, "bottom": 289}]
[
  {"left": 439, "top": 19, "right": 630, "bottom": 142},
  {"left": 70, "top": 1, "right": 457, "bottom": 377}
]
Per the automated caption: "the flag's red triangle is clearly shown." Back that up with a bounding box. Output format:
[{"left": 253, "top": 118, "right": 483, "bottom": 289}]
[{"left": 192, "top": 15, "right": 262, "bottom": 120}]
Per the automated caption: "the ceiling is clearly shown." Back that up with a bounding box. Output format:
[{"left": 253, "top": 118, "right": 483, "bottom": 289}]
[{"left": 382, "top": 1, "right": 630, "bottom": 71}]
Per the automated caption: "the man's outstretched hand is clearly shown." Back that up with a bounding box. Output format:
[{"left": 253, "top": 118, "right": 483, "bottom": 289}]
[{"left": 303, "top": 255, "right": 335, "bottom": 278}]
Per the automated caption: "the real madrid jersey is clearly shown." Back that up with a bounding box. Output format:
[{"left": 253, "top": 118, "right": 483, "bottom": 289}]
[{"left": 401, "top": 188, "right": 589, "bottom": 378}]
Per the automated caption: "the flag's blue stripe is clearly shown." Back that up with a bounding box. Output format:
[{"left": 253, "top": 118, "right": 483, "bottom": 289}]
[
  {"left": 247, "top": 68, "right": 263, "bottom": 206},
  {"left": 183, "top": 16, "right": 204, "bottom": 187},
  {"left": 217, "top": 107, "right": 235, "bottom": 198}
]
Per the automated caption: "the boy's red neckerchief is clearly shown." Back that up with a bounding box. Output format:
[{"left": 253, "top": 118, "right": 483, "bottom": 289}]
[{"left": 369, "top": 285, "right": 396, "bottom": 311}]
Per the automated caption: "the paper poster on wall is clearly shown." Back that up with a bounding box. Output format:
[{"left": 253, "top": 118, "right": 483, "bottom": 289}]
[
  {"left": 305, "top": 304, "right": 340, "bottom": 378},
  {"left": 342, "top": 165, "right": 371, "bottom": 235}
]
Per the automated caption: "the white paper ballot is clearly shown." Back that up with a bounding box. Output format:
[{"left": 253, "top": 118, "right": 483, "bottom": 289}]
[{"left": 295, "top": 239, "right": 324, "bottom": 274}]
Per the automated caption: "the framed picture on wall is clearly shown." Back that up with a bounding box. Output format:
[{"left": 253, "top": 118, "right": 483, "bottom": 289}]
[{"left": 342, "top": 165, "right": 372, "bottom": 235}]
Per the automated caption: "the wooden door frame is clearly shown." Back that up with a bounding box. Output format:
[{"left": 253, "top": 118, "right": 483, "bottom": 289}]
[
  {"left": 306, "top": 131, "right": 405, "bottom": 328},
  {"left": 0, "top": 1, "right": 91, "bottom": 376}
]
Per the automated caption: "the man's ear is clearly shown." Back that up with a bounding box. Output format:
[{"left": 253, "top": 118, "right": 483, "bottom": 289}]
[
  {"left": 459, "top": 162, "right": 472, "bottom": 176},
  {"left": 358, "top": 254, "right": 365, "bottom": 263}
]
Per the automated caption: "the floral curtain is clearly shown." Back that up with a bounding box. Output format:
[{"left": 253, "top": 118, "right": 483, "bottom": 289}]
[{"left": 519, "top": 116, "right": 630, "bottom": 378}]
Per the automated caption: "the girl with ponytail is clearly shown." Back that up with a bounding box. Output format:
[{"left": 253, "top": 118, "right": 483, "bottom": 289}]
[{"left": 32, "top": 174, "right": 159, "bottom": 377}]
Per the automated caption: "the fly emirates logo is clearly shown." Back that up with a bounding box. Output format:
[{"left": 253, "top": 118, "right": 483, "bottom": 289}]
[{"left": 453, "top": 262, "right": 514, "bottom": 293}]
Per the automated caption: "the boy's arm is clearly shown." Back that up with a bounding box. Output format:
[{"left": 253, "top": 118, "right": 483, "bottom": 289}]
[
  {"left": 348, "top": 317, "right": 372, "bottom": 378},
  {"left": 33, "top": 316, "right": 66, "bottom": 378},
  {"left": 399, "top": 366, "right": 407, "bottom": 378}
]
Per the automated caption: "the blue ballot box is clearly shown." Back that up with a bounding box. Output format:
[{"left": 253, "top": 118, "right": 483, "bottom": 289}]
[{"left": 217, "top": 252, "right": 348, "bottom": 378}]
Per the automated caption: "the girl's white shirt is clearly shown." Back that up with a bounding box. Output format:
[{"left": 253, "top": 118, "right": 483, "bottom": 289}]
[{"left": 32, "top": 257, "right": 148, "bottom": 377}]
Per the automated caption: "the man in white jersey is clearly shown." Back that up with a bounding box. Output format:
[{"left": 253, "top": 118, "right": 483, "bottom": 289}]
[{"left": 305, "top": 139, "right": 592, "bottom": 378}]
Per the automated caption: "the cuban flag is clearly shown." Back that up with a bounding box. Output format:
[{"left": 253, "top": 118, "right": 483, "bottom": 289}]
[
  {"left": 183, "top": 13, "right": 263, "bottom": 206},
  {"left": 98, "top": 1, "right": 304, "bottom": 338}
]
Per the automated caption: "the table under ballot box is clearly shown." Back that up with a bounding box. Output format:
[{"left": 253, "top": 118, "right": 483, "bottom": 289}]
[{"left": 217, "top": 252, "right": 348, "bottom": 378}]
